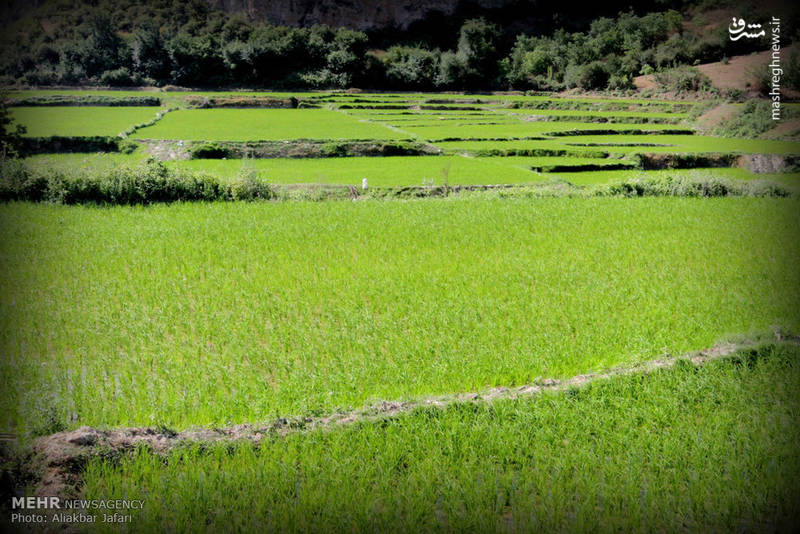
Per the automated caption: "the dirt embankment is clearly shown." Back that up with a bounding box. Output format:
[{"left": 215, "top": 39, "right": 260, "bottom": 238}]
[
  {"left": 634, "top": 45, "right": 799, "bottom": 98},
  {"left": 760, "top": 117, "right": 800, "bottom": 141},
  {"left": 19, "top": 331, "right": 799, "bottom": 501},
  {"left": 694, "top": 103, "right": 739, "bottom": 133}
]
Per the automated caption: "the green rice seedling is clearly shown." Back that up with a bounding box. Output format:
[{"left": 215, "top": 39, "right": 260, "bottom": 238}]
[
  {"left": 9, "top": 107, "right": 163, "bottom": 137},
  {"left": 437, "top": 135, "right": 800, "bottom": 156},
  {"left": 132, "top": 109, "right": 409, "bottom": 141},
  {"left": 81, "top": 344, "right": 800, "bottom": 532},
  {"left": 1, "top": 198, "right": 798, "bottom": 434}
]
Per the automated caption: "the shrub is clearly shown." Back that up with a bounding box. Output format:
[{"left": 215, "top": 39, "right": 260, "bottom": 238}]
[
  {"left": 713, "top": 100, "right": 781, "bottom": 138},
  {"left": 607, "top": 74, "right": 634, "bottom": 90},
  {"left": 382, "top": 46, "right": 440, "bottom": 90},
  {"left": 119, "top": 140, "right": 139, "bottom": 154},
  {"left": 0, "top": 158, "right": 230, "bottom": 204},
  {"left": 564, "top": 61, "right": 610, "bottom": 90},
  {"left": 653, "top": 66, "right": 712, "bottom": 93},
  {"left": 231, "top": 167, "right": 274, "bottom": 200},
  {"left": 99, "top": 67, "right": 137, "bottom": 87},
  {"left": 190, "top": 143, "right": 231, "bottom": 159}
]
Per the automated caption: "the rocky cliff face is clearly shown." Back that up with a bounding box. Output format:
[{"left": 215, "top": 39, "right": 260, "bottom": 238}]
[{"left": 207, "top": 0, "right": 515, "bottom": 31}]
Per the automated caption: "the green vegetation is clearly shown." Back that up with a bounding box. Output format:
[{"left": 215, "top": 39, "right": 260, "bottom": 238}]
[
  {"left": 19, "top": 153, "right": 799, "bottom": 189},
  {"left": 5, "top": 155, "right": 795, "bottom": 198},
  {"left": 715, "top": 100, "right": 800, "bottom": 138},
  {"left": 82, "top": 344, "right": 800, "bottom": 532},
  {"left": 5, "top": 95, "right": 161, "bottom": 106},
  {"left": 400, "top": 122, "right": 685, "bottom": 142},
  {"left": 1, "top": 82, "right": 799, "bottom": 532},
  {"left": 0, "top": 96, "right": 26, "bottom": 157},
  {"left": 652, "top": 66, "right": 712, "bottom": 94},
  {"left": 1, "top": 0, "right": 800, "bottom": 525},
  {"left": 189, "top": 142, "right": 230, "bottom": 159},
  {"left": 175, "top": 156, "right": 536, "bottom": 185},
  {"left": 10, "top": 106, "right": 161, "bottom": 137},
  {"left": 438, "top": 135, "right": 800, "bottom": 156},
  {"left": 3, "top": 0, "right": 797, "bottom": 91},
  {"left": 133, "top": 109, "right": 406, "bottom": 141},
  {"left": 550, "top": 167, "right": 800, "bottom": 187},
  {"left": 1, "top": 198, "right": 798, "bottom": 436}
]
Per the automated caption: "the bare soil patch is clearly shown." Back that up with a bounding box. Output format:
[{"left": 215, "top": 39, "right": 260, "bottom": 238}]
[
  {"left": 696, "top": 46, "right": 798, "bottom": 95},
  {"left": 635, "top": 46, "right": 799, "bottom": 99},
  {"left": 695, "top": 103, "right": 739, "bottom": 132},
  {"left": 761, "top": 118, "right": 800, "bottom": 140}
]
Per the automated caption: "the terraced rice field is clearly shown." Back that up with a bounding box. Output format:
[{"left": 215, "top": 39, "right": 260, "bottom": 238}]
[
  {"left": 10, "top": 107, "right": 161, "bottom": 137},
  {"left": 132, "top": 109, "right": 407, "bottom": 141},
  {"left": 82, "top": 346, "right": 800, "bottom": 532},
  {"left": 8, "top": 91, "right": 799, "bottom": 188},
  {"left": 2, "top": 198, "right": 799, "bottom": 431},
  {"left": 2, "top": 89, "right": 799, "bottom": 532}
]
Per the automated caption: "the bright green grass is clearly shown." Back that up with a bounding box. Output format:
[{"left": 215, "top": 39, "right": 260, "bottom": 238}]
[
  {"left": 367, "top": 117, "right": 520, "bottom": 126},
  {"left": 21, "top": 154, "right": 633, "bottom": 186},
  {"left": 174, "top": 156, "right": 540, "bottom": 185},
  {"left": 23, "top": 153, "right": 149, "bottom": 172},
  {"left": 9, "top": 107, "right": 161, "bottom": 137},
  {"left": 7, "top": 90, "right": 167, "bottom": 98},
  {"left": 22, "top": 154, "right": 798, "bottom": 188},
  {"left": 81, "top": 346, "right": 800, "bottom": 533},
  {"left": 132, "top": 109, "right": 408, "bottom": 141},
  {"left": 1, "top": 199, "right": 798, "bottom": 435},
  {"left": 437, "top": 135, "right": 800, "bottom": 155},
  {"left": 550, "top": 168, "right": 800, "bottom": 186},
  {"left": 505, "top": 109, "right": 688, "bottom": 119},
  {"left": 22, "top": 154, "right": 537, "bottom": 186},
  {"left": 347, "top": 110, "right": 496, "bottom": 116},
  {"left": 403, "top": 122, "right": 687, "bottom": 141}
]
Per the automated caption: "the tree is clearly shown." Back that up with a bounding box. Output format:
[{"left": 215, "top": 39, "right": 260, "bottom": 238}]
[
  {"left": 436, "top": 51, "right": 466, "bottom": 88},
  {"left": 77, "top": 12, "right": 129, "bottom": 78},
  {"left": 383, "top": 46, "right": 440, "bottom": 90},
  {"left": 456, "top": 18, "right": 501, "bottom": 88},
  {"left": 131, "top": 22, "right": 171, "bottom": 82},
  {"left": 0, "top": 96, "right": 26, "bottom": 158},
  {"left": 168, "top": 32, "right": 226, "bottom": 86}
]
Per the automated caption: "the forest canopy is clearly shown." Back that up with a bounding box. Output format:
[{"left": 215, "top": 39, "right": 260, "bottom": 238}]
[{"left": 0, "top": 0, "right": 796, "bottom": 90}]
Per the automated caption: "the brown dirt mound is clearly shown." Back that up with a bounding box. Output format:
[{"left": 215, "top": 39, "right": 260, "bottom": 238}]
[
  {"left": 695, "top": 103, "right": 739, "bottom": 132},
  {"left": 633, "top": 74, "right": 657, "bottom": 91},
  {"left": 697, "top": 45, "right": 798, "bottom": 95},
  {"left": 635, "top": 45, "right": 799, "bottom": 99},
  {"left": 760, "top": 117, "right": 800, "bottom": 140}
]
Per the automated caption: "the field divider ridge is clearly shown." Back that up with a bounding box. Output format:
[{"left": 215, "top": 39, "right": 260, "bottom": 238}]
[{"left": 25, "top": 330, "right": 800, "bottom": 500}]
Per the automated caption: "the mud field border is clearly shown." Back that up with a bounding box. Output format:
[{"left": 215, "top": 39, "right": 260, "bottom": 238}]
[{"left": 23, "top": 330, "right": 800, "bottom": 499}]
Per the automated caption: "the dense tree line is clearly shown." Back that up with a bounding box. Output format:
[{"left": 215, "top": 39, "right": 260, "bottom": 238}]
[{"left": 0, "top": 0, "right": 793, "bottom": 91}]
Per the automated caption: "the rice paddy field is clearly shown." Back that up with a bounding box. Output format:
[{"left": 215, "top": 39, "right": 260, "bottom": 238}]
[
  {"left": 7, "top": 91, "right": 799, "bottom": 189},
  {"left": 10, "top": 107, "right": 161, "bottom": 137},
  {"left": 2, "top": 90, "right": 800, "bottom": 532}
]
